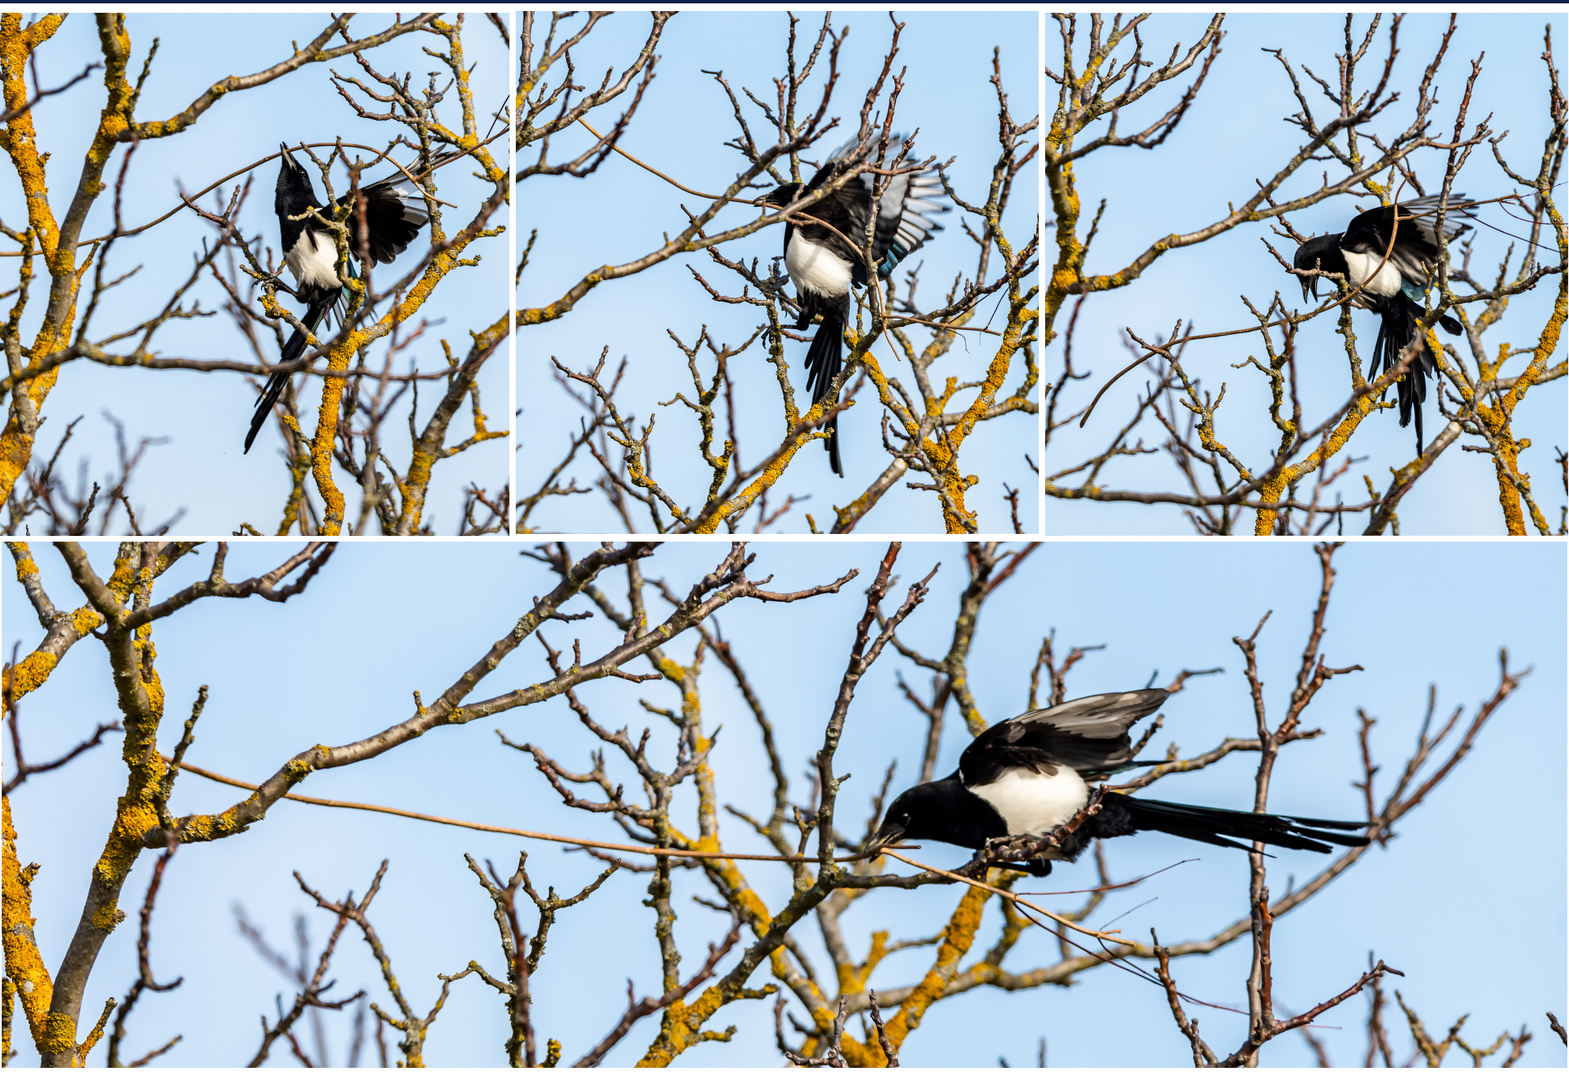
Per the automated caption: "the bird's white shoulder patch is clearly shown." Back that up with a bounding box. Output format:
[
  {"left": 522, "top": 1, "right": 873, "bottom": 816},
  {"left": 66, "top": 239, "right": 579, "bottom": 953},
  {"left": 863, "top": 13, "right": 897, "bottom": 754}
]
[{"left": 968, "top": 767, "right": 1089, "bottom": 836}]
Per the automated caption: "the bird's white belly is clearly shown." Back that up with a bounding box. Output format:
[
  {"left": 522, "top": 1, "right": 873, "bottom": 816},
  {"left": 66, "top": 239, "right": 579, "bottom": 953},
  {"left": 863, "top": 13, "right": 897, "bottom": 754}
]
[
  {"left": 786, "top": 233, "right": 853, "bottom": 295},
  {"left": 286, "top": 229, "right": 341, "bottom": 290},
  {"left": 969, "top": 768, "right": 1089, "bottom": 836},
  {"left": 1341, "top": 249, "right": 1402, "bottom": 299}
]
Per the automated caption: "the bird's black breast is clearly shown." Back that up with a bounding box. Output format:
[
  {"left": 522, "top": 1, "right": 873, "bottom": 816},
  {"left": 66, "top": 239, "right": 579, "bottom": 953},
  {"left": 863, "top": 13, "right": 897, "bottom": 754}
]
[{"left": 276, "top": 174, "right": 324, "bottom": 259}]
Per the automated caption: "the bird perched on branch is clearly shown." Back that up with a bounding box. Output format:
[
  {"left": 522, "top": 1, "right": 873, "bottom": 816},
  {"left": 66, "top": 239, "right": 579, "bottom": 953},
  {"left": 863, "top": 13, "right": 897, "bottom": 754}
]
[
  {"left": 1292, "top": 194, "right": 1473, "bottom": 456},
  {"left": 760, "top": 133, "right": 949, "bottom": 476},
  {"left": 865, "top": 688, "right": 1370, "bottom": 876},
  {"left": 246, "top": 144, "right": 457, "bottom": 453}
]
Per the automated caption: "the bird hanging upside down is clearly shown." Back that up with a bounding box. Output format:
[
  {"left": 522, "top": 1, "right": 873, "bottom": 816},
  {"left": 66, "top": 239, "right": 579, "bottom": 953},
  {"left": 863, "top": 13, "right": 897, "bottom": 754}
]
[{"left": 1292, "top": 194, "right": 1473, "bottom": 456}]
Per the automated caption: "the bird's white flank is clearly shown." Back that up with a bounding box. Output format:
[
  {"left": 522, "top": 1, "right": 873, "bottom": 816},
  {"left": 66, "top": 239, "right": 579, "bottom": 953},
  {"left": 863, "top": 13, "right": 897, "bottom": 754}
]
[
  {"left": 968, "top": 767, "right": 1090, "bottom": 838},
  {"left": 786, "top": 230, "right": 854, "bottom": 296}
]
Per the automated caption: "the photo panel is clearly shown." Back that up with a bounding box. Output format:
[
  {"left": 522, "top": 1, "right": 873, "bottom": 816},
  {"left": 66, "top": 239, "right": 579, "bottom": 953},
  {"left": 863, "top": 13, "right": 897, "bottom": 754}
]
[
  {"left": 1, "top": 12, "right": 510, "bottom": 536},
  {"left": 518, "top": 10, "right": 1040, "bottom": 535},
  {"left": 4, "top": 538, "right": 1563, "bottom": 1066},
  {"left": 1043, "top": 12, "right": 1565, "bottom": 536},
  {"left": 3, "top": 4, "right": 1565, "bottom": 1073}
]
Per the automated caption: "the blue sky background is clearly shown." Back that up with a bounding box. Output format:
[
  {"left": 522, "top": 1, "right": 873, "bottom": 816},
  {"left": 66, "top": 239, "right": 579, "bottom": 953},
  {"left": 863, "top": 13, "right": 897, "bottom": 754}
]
[
  {"left": 4, "top": 13, "right": 508, "bottom": 534},
  {"left": 3, "top": 538, "right": 1562, "bottom": 1067},
  {"left": 1046, "top": 13, "right": 1566, "bottom": 536},
  {"left": 518, "top": 11, "right": 1040, "bottom": 534}
]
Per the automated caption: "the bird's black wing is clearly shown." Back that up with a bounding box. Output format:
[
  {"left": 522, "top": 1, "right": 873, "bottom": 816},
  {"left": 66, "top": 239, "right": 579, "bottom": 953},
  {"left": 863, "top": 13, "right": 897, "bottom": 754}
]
[
  {"left": 855, "top": 140, "right": 947, "bottom": 280},
  {"left": 958, "top": 688, "right": 1170, "bottom": 787},
  {"left": 798, "top": 135, "right": 948, "bottom": 284},
  {"left": 333, "top": 148, "right": 468, "bottom": 266},
  {"left": 346, "top": 185, "right": 427, "bottom": 266},
  {"left": 790, "top": 150, "right": 864, "bottom": 268},
  {"left": 1340, "top": 194, "right": 1472, "bottom": 286}
]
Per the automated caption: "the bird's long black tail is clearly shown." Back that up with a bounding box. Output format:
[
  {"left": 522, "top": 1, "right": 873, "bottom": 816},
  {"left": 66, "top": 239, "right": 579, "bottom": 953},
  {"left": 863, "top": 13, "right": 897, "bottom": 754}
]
[
  {"left": 1111, "top": 793, "right": 1371, "bottom": 855},
  {"left": 1371, "top": 296, "right": 1440, "bottom": 456},
  {"left": 245, "top": 296, "right": 333, "bottom": 454},
  {"left": 803, "top": 312, "right": 844, "bottom": 477}
]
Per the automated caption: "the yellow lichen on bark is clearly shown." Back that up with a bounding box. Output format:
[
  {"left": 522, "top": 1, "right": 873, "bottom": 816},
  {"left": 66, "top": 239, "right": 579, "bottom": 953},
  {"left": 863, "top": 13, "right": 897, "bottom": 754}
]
[
  {"left": 872, "top": 883, "right": 991, "bottom": 1062},
  {"left": 929, "top": 301, "right": 1034, "bottom": 532},
  {"left": 39, "top": 1012, "right": 75, "bottom": 1057},
  {"left": 8, "top": 544, "right": 37, "bottom": 581},
  {"left": 837, "top": 930, "right": 888, "bottom": 998},
  {"left": 636, "top": 985, "right": 725, "bottom": 1067},
  {"left": 0, "top": 13, "right": 138, "bottom": 505},
  {"left": 70, "top": 604, "right": 105, "bottom": 637},
  {"left": 1, "top": 651, "right": 57, "bottom": 704},
  {"left": 2, "top": 796, "right": 56, "bottom": 1054},
  {"left": 1473, "top": 264, "right": 1563, "bottom": 533},
  {"left": 308, "top": 338, "right": 357, "bottom": 534},
  {"left": 0, "top": 15, "right": 66, "bottom": 257},
  {"left": 1042, "top": 150, "right": 1084, "bottom": 343},
  {"left": 1253, "top": 387, "right": 1378, "bottom": 535},
  {"left": 691, "top": 429, "right": 807, "bottom": 532}
]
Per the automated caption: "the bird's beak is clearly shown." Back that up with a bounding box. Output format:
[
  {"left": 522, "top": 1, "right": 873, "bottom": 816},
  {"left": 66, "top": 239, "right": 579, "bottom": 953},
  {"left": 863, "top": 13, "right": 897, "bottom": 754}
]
[
  {"left": 760, "top": 184, "right": 796, "bottom": 209},
  {"left": 1300, "top": 279, "right": 1317, "bottom": 305},
  {"left": 860, "top": 824, "right": 903, "bottom": 861}
]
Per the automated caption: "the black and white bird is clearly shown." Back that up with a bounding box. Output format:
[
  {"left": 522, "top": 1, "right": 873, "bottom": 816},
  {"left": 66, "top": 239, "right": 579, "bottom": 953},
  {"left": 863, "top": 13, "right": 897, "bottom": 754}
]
[
  {"left": 759, "top": 134, "right": 949, "bottom": 476},
  {"left": 245, "top": 144, "right": 449, "bottom": 453},
  {"left": 866, "top": 688, "right": 1371, "bottom": 876},
  {"left": 1292, "top": 195, "right": 1473, "bottom": 455}
]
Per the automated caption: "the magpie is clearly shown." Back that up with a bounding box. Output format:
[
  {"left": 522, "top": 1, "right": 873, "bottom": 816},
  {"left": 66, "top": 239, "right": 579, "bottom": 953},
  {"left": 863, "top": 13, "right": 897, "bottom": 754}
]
[
  {"left": 245, "top": 144, "right": 451, "bottom": 453},
  {"left": 759, "top": 134, "right": 949, "bottom": 476},
  {"left": 866, "top": 688, "right": 1370, "bottom": 876},
  {"left": 1292, "top": 195, "right": 1473, "bottom": 455}
]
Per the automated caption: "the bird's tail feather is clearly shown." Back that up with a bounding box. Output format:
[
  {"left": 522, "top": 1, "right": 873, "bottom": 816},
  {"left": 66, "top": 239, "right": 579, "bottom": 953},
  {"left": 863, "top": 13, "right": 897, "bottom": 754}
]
[
  {"left": 1372, "top": 297, "right": 1435, "bottom": 455},
  {"left": 1118, "top": 795, "right": 1370, "bottom": 855},
  {"left": 243, "top": 372, "right": 291, "bottom": 454},
  {"left": 245, "top": 297, "right": 333, "bottom": 453},
  {"left": 804, "top": 312, "right": 845, "bottom": 477}
]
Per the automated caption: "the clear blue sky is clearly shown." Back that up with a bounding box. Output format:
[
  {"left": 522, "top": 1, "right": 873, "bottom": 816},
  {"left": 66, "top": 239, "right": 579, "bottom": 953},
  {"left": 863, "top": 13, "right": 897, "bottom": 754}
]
[
  {"left": 4, "top": 13, "right": 508, "bottom": 534},
  {"left": 1047, "top": 12, "right": 1566, "bottom": 536},
  {"left": 519, "top": 10, "right": 1040, "bottom": 534},
  {"left": 4, "top": 538, "right": 1562, "bottom": 1067}
]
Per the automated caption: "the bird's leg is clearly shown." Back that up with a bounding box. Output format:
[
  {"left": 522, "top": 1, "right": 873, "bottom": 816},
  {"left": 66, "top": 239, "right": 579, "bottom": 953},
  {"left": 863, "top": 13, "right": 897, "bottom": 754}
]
[
  {"left": 993, "top": 860, "right": 1053, "bottom": 878},
  {"left": 965, "top": 834, "right": 1044, "bottom": 873},
  {"left": 261, "top": 272, "right": 303, "bottom": 301}
]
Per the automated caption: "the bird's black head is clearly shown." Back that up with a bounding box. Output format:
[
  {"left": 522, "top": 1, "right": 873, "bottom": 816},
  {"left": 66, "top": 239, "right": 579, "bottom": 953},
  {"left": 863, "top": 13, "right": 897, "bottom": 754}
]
[
  {"left": 863, "top": 775, "right": 980, "bottom": 859},
  {"left": 1292, "top": 234, "right": 1344, "bottom": 304},
  {"left": 760, "top": 182, "right": 801, "bottom": 209},
  {"left": 276, "top": 144, "right": 317, "bottom": 214},
  {"left": 866, "top": 789, "right": 916, "bottom": 852}
]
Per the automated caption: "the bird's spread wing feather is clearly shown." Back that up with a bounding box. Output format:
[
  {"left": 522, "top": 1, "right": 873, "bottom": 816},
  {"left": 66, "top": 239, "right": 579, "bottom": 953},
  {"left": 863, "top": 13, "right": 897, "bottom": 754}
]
[
  {"left": 1340, "top": 194, "right": 1472, "bottom": 288},
  {"left": 958, "top": 689, "right": 1169, "bottom": 787},
  {"left": 800, "top": 134, "right": 949, "bottom": 282},
  {"left": 1003, "top": 688, "right": 1170, "bottom": 738}
]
